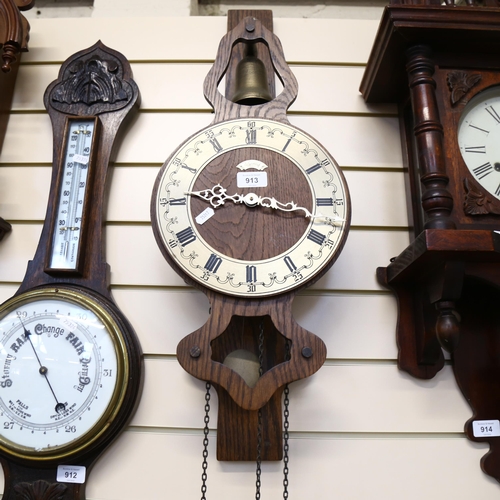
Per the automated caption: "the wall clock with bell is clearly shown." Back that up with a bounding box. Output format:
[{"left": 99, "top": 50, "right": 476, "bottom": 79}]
[
  {"left": 151, "top": 8, "right": 350, "bottom": 492},
  {"left": 0, "top": 41, "right": 143, "bottom": 499},
  {"left": 361, "top": 0, "right": 500, "bottom": 484}
]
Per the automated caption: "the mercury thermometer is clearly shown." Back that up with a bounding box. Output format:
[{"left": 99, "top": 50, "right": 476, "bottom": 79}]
[{"left": 47, "top": 117, "right": 99, "bottom": 272}]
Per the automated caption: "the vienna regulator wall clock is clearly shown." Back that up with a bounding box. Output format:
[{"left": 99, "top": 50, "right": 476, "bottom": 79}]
[
  {"left": 361, "top": 0, "right": 500, "bottom": 484},
  {"left": 151, "top": 10, "right": 350, "bottom": 494},
  {"left": 0, "top": 42, "right": 142, "bottom": 499}
]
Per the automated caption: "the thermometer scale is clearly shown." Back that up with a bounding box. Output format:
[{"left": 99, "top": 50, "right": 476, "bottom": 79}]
[{"left": 48, "top": 117, "right": 99, "bottom": 272}]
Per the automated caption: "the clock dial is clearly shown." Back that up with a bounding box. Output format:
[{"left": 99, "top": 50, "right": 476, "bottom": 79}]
[
  {"left": 0, "top": 287, "right": 128, "bottom": 460},
  {"left": 153, "top": 118, "right": 350, "bottom": 297},
  {"left": 47, "top": 117, "right": 99, "bottom": 273},
  {"left": 458, "top": 85, "right": 500, "bottom": 200}
]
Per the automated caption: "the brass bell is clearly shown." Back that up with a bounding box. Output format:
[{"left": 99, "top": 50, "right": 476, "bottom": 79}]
[{"left": 229, "top": 43, "right": 273, "bottom": 105}]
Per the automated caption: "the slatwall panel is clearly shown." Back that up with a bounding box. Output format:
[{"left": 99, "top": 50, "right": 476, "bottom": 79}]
[{"left": 0, "top": 14, "right": 498, "bottom": 499}]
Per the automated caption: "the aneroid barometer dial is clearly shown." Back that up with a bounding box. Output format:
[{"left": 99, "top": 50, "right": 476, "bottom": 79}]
[
  {"left": 153, "top": 118, "right": 349, "bottom": 297},
  {"left": 0, "top": 288, "right": 126, "bottom": 460}
]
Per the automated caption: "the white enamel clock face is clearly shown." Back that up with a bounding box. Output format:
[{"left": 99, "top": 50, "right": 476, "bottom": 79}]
[
  {"left": 152, "top": 118, "right": 350, "bottom": 297},
  {"left": 458, "top": 85, "right": 500, "bottom": 199},
  {"left": 0, "top": 288, "right": 127, "bottom": 459}
]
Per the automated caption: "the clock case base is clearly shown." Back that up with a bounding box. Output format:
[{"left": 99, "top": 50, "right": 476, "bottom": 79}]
[
  {"left": 178, "top": 292, "right": 327, "bottom": 461},
  {"left": 361, "top": 2, "right": 500, "bottom": 484},
  {"left": 377, "top": 229, "right": 500, "bottom": 482}
]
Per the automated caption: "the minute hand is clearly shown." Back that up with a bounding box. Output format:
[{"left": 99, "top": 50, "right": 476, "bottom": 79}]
[
  {"left": 185, "top": 184, "right": 345, "bottom": 223},
  {"left": 242, "top": 192, "right": 318, "bottom": 219}
]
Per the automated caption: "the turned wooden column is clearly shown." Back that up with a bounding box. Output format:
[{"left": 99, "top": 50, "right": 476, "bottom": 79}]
[{"left": 406, "top": 45, "right": 455, "bottom": 229}]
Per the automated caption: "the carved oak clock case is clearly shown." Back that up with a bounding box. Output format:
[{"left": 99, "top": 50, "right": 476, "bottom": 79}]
[
  {"left": 152, "top": 12, "right": 350, "bottom": 463},
  {"left": 361, "top": 0, "right": 500, "bottom": 484}
]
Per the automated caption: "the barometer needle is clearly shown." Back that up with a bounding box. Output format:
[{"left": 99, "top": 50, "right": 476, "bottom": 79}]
[{"left": 18, "top": 317, "right": 66, "bottom": 414}]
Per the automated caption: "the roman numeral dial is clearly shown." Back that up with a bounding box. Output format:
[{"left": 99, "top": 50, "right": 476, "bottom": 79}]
[
  {"left": 458, "top": 85, "right": 500, "bottom": 201},
  {"left": 152, "top": 118, "right": 350, "bottom": 297}
]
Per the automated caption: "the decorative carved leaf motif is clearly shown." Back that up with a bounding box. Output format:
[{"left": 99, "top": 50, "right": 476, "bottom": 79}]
[
  {"left": 463, "top": 178, "right": 500, "bottom": 215},
  {"left": 13, "top": 480, "right": 67, "bottom": 500},
  {"left": 52, "top": 56, "right": 128, "bottom": 106},
  {"left": 447, "top": 71, "right": 482, "bottom": 105}
]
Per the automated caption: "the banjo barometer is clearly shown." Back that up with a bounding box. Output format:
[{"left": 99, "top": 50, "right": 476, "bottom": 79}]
[{"left": 0, "top": 42, "right": 142, "bottom": 500}]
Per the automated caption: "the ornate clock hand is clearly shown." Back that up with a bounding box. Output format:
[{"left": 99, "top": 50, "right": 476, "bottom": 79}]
[
  {"left": 186, "top": 184, "right": 345, "bottom": 224},
  {"left": 240, "top": 192, "right": 346, "bottom": 223},
  {"left": 185, "top": 184, "right": 241, "bottom": 208},
  {"left": 18, "top": 317, "right": 66, "bottom": 414}
]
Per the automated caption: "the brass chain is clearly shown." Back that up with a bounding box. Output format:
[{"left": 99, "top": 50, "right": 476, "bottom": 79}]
[
  {"left": 255, "top": 407, "right": 263, "bottom": 499},
  {"left": 255, "top": 323, "right": 265, "bottom": 500},
  {"left": 200, "top": 329, "right": 292, "bottom": 500},
  {"left": 283, "top": 339, "right": 291, "bottom": 499},
  {"left": 201, "top": 382, "right": 211, "bottom": 500},
  {"left": 282, "top": 383, "right": 290, "bottom": 499}
]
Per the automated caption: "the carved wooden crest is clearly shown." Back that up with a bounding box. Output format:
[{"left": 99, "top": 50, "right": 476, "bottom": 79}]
[
  {"left": 13, "top": 480, "right": 67, "bottom": 500},
  {"left": 463, "top": 178, "right": 500, "bottom": 215},
  {"left": 447, "top": 71, "right": 482, "bottom": 105},
  {"left": 48, "top": 41, "right": 135, "bottom": 116}
]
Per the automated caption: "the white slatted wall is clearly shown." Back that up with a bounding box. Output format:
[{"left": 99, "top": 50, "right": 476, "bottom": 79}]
[{"left": 0, "top": 14, "right": 499, "bottom": 499}]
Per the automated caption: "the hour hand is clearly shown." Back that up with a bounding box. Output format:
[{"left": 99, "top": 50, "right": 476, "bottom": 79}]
[
  {"left": 185, "top": 184, "right": 242, "bottom": 208},
  {"left": 185, "top": 183, "right": 345, "bottom": 224}
]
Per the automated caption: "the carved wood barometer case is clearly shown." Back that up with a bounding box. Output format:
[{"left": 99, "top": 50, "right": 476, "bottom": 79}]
[
  {"left": 361, "top": 0, "right": 500, "bottom": 484},
  {"left": 151, "top": 10, "right": 350, "bottom": 475},
  {"left": 0, "top": 42, "right": 142, "bottom": 499}
]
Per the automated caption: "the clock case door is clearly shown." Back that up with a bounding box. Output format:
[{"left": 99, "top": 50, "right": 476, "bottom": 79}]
[{"left": 361, "top": 2, "right": 500, "bottom": 483}]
